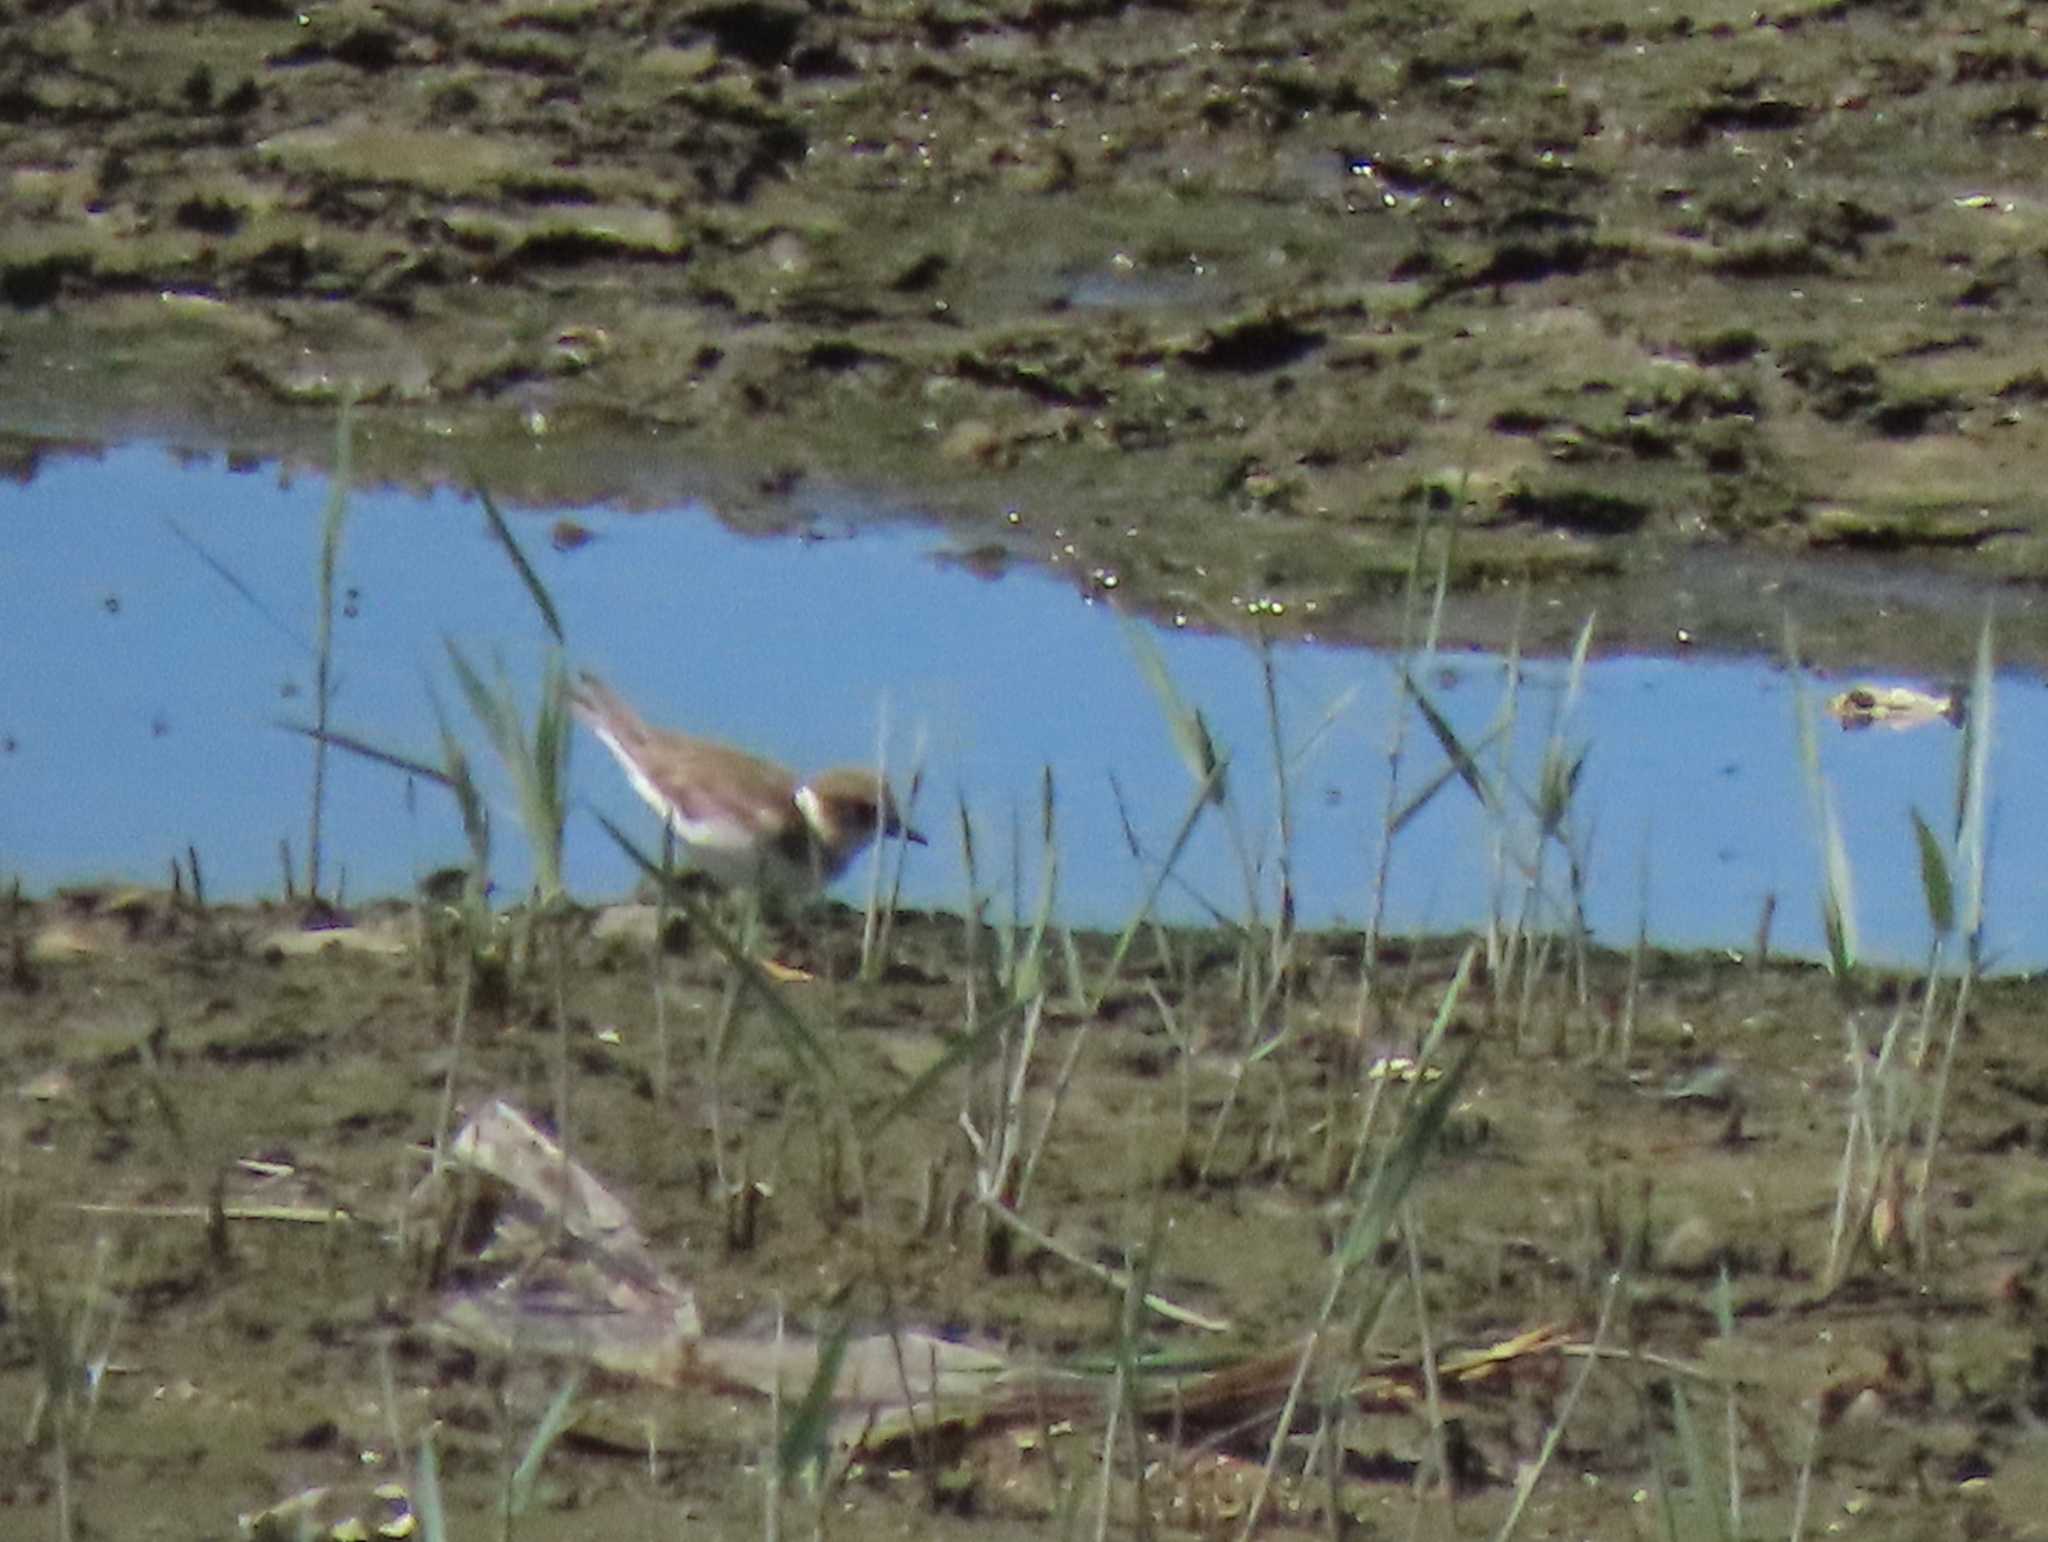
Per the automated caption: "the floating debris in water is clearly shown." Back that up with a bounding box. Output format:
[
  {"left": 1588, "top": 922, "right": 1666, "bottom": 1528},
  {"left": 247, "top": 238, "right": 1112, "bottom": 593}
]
[
  {"left": 549, "top": 517, "right": 595, "bottom": 552},
  {"left": 1826, "top": 683, "right": 1964, "bottom": 732}
]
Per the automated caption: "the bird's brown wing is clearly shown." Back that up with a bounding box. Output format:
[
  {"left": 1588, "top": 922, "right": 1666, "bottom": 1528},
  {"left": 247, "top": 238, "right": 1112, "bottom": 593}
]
[
  {"left": 643, "top": 738, "right": 800, "bottom": 838},
  {"left": 573, "top": 671, "right": 803, "bottom": 845}
]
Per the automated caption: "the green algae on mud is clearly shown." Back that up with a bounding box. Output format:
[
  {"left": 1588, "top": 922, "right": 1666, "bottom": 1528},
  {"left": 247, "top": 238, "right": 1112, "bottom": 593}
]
[
  {"left": 11, "top": 1, "right": 2048, "bottom": 672},
  {"left": 6, "top": 883, "right": 2048, "bottom": 1538}
]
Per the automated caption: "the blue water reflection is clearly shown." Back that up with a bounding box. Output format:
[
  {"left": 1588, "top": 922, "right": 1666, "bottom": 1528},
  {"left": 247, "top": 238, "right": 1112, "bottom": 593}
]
[{"left": 3, "top": 444, "right": 2040, "bottom": 969}]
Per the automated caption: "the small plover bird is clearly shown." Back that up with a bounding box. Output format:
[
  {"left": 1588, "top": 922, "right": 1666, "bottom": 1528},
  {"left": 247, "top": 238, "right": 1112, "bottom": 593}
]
[{"left": 569, "top": 671, "right": 922, "bottom": 900}]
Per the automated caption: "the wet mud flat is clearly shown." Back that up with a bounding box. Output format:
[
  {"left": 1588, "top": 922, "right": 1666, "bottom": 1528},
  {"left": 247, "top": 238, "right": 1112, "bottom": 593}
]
[
  {"left": 12, "top": 0, "right": 2048, "bottom": 669},
  {"left": 5, "top": 885, "right": 2048, "bottom": 1538}
]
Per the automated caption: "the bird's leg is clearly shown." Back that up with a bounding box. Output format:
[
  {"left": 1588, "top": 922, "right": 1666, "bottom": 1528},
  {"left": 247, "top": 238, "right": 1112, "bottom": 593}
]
[{"left": 717, "top": 885, "right": 811, "bottom": 983}]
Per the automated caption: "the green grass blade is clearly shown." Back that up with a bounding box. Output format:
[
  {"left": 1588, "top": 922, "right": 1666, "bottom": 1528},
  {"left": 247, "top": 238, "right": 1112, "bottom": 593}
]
[
  {"left": 164, "top": 517, "right": 312, "bottom": 658},
  {"left": 472, "top": 473, "right": 566, "bottom": 645},
  {"left": 1107, "top": 769, "right": 1237, "bottom": 927},
  {"left": 1424, "top": 507, "right": 1458, "bottom": 654},
  {"left": 1333, "top": 950, "right": 1475, "bottom": 1273},
  {"left": 1126, "top": 621, "right": 1227, "bottom": 803},
  {"left": 1819, "top": 793, "right": 1858, "bottom": 981},
  {"left": 1564, "top": 610, "right": 1595, "bottom": 698},
  {"left": 1533, "top": 742, "right": 1589, "bottom": 839},
  {"left": 1908, "top": 807, "right": 1953, "bottom": 939},
  {"left": 412, "top": 1433, "right": 447, "bottom": 1542},
  {"left": 425, "top": 685, "right": 493, "bottom": 892},
  {"left": 505, "top": 1365, "right": 586, "bottom": 1517},
  {"left": 1001, "top": 766, "right": 1059, "bottom": 1001},
  {"left": 444, "top": 638, "right": 515, "bottom": 768},
  {"left": 1669, "top": 1380, "right": 1732, "bottom": 1542},
  {"left": 1955, "top": 609, "right": 1994, "bottom": 949},
  {"left": 306, "top": 394, "right": 356, "bottom": 901},
  {"left": 529, "top": 652, "right": 573, "bottom": 895},
  {"left": 445, "top": 640, "right": 569, "bottom": 901},
  {"left": 1401, "top": 669, "right": 1495, "bottom": 811},
  {"left": 278, "top": 722, "right": 454, "bottom": 786},
  {"left": 1281, "top": 682, "right": 1361, "bottom": 779},
  {"left": 281, "top": 705, "right": 492, "bottom": 907},
  {"left": 1387, "top": 719, "right": 1509, "bottom": 837},
  {"left": 1787, "top": 620, "right": 1858, "bottom": 982},
  {"left": 956, "top": 788, "right": 981, "bottom": 902},
  {"left": 775, "top": 1316, "right": 851, "bottom": 1489},
  {"left": 1334, "top": 1042, "right": 1475, "bottom": 1276},
  {"left": 1091, "top": 760, "right": 1225, "bottom": 1009}
]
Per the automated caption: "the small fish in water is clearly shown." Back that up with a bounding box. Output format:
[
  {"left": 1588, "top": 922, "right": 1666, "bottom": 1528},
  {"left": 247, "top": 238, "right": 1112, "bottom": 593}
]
[{"left": 1826, "top": 683, "right": 1965, "bottom": 732}]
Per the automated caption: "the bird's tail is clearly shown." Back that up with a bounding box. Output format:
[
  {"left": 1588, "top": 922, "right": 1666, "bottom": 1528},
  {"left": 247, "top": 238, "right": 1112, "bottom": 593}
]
[{"left": 567, "top": 671, "right": 645, "bottom": 741}]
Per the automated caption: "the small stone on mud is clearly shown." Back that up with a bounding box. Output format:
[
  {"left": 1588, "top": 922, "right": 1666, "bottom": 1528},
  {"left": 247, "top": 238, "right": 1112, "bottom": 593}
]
[
  {"left": 16, "top": 1067, "right": 74, "bottom": 1102},
  {"left": 29, "top": 920, "right": 105, "bottom": 961},
  {"left": 258, "top": 924, "right": 406, "bottom": 957}
]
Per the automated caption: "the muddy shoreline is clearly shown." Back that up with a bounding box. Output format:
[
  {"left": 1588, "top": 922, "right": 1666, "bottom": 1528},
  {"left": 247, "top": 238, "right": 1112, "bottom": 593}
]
[
  {"left": 10, "top": 0, "right": 2048, "bottom": 670},
  {"left": 7, "top": 887, "right": 2048, "bottom": 1538}
]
